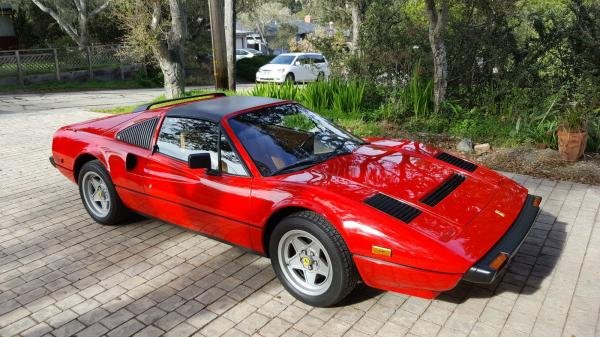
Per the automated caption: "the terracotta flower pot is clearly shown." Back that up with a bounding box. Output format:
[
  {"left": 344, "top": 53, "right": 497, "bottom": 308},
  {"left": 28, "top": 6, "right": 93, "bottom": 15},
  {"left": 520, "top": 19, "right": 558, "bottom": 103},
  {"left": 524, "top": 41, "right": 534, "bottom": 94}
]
[{"left": 557, "top": 128, "right": 587, "bottom": 162}]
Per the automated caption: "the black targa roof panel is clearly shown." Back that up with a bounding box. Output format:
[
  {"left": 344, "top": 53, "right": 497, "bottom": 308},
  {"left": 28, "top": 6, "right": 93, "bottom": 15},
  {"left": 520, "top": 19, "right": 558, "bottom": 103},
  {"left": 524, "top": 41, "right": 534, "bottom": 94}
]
[{"left": 166, "top": 96, "right": 286, "bottom": 122}]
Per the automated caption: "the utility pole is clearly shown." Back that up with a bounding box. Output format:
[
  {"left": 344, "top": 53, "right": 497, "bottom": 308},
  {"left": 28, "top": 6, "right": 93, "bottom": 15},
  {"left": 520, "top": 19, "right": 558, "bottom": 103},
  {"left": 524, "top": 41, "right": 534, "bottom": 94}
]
[
  {"left": 224, "top": 0, "right": 236, "bottom": 91},
  {"left": 209, "top": 0, "right": 228, "bottom": 89}
]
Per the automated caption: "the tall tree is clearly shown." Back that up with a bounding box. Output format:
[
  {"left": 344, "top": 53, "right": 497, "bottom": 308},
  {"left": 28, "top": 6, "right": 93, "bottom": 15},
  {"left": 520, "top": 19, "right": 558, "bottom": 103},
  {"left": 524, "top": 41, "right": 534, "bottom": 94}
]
[
  {"left": 238, "top": 1, "right": 292, "bottom": 51},
  {"left": 424, "top": 0, "right": 448, "bottom": 113},
  {"left": 31, "top": 0, "right": 111, "bottom": 48},
  {"left": 117, "top": 0, "right": 187, "bottom": 98}
]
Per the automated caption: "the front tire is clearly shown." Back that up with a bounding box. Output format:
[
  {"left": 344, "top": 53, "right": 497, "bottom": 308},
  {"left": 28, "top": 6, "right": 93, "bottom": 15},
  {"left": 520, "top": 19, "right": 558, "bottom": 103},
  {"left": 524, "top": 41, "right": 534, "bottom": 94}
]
[
  {"left": 284, "top": 73, "right": 295, "bottom": 83},
  {"left": 78, "top": 160, "right": 130, "bottom": 225},
  {"left": 269, "top": 211, "right": 358, "bottom": 307}
]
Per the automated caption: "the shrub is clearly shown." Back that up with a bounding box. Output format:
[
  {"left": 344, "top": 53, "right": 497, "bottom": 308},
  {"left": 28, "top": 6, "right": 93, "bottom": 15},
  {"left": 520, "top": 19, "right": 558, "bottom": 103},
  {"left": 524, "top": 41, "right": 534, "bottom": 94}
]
[
  {"left": 301, "top": 80, "right": 333, "bottom": 112},
  {"left": 331, "top": 78, "right": 366, "bottom": 115},
  {"left": 236, "top": 55, "right": 274, "bottom": 82},
  {"left": 249, "top": 82, "right": 300, "bottom": 101}
]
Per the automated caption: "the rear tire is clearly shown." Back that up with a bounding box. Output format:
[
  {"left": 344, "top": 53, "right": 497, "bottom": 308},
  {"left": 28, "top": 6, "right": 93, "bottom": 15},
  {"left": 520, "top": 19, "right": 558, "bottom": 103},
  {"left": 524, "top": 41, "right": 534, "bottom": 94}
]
[
  {"left": 78, "top": 160, "right": 131, "bottom": 225},
  {"left": 316, "top": 72, "right": 325, "bottom": 81},
  {"left": 269, "top": 211, "right": 358, "bottom": 307}
]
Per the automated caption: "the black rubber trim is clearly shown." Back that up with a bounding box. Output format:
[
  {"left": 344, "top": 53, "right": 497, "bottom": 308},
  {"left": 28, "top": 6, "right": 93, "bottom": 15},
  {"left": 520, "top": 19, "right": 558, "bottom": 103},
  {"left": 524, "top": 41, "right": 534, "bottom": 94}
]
[
  {"left": 435, "top": 152, "right": 477, "bottom": 172},
  {"left": 49, "top": 156, "right": 56, "bottom": 167},
  {"left": 365, "top": 193, "right": 422, "bottom": 223},
  {"left": 421, "top": 174, "right": 465, "bottom": 206},
  {"left": 463, "top": 194, "right": 540, "bottom": 283},
  {"left": 132, "top": 92, "right": 226, "bottom": 112}
]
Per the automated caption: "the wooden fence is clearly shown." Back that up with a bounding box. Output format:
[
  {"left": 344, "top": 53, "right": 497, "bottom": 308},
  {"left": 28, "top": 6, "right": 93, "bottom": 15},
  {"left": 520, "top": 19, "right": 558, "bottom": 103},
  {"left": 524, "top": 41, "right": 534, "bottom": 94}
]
[{"left": 0, "top": 45, "right": 136, "bottom": 85}]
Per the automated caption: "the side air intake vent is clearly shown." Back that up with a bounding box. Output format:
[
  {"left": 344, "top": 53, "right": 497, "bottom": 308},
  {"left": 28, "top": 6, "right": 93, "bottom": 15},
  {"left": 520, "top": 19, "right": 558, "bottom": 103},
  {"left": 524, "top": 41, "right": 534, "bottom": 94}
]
[
  {"left": 435, "top": 152, "right": 477, "bottom": 172},
  {"left": 421, "top": 174, "right": 465, "bottom": 207},
  {"left": 365, "top": 193, "right": 422, "bottom": 223},
  {"left": 116, "top": 118, "right": 159, "bottom": 149}
]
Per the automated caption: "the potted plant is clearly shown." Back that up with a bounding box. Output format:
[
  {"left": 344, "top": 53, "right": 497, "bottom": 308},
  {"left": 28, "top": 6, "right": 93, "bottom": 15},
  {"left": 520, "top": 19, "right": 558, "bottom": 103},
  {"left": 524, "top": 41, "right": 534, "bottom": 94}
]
[{"left": 557, "top": 105, "right": 588, "bottom": 162}]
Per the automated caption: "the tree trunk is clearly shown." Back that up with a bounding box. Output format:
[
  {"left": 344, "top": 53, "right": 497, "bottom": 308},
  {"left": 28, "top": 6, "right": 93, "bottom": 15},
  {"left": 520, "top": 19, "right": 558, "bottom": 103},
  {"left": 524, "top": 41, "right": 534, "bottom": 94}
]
[
  {"left": 350, "top": 1, "right": 362, "bottom": 54},
  {"left": 209, "top": 0, "right": 228, "bottom": 89},
  {"left": 151, "top": 0, "right": 186, "bottom": 99},
  {"left": 224, "top": 0, "right": 236, "bottom": 91},
  {"left": 156, "top": 49, "right": 185, "bottom": 98},
  {"left": 425, "top": 0, "right": 449, "bottom": 113},
  {"left": 78, "top": 13, "right": 88, "bottom": 50},
  {"left": 430, "top": 37, "right": 447, "bottom": 113}
]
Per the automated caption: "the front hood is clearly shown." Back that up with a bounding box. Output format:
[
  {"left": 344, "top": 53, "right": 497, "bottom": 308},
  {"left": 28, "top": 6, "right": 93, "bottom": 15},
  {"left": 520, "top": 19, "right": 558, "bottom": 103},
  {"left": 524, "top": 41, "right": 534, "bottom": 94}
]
[
  {"left": 280, "top": 139, "right": 528, "bottom": 265},
  {"left": 301, "top": 139, "right": 498, "bottom": 225},
  {"left": 259, "top": 64, "right": 290, "bottom": 72}
]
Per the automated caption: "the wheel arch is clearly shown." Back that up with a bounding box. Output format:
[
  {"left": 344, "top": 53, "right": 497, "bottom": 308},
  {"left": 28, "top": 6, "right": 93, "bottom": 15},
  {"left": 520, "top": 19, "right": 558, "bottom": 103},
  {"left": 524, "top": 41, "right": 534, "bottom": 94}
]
[
  {"left": 73, "top": 153, "right": 100, "bottom": 182},
  {"left": 262, "top": 206, "right": 311, "bottom": 257}
]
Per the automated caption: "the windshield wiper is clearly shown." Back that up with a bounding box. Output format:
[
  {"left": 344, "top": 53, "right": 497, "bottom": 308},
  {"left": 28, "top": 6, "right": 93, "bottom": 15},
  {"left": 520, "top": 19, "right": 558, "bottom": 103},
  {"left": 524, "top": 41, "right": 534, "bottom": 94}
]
[
  {"left": 270, "top": 157, "right": 327, "bottom": 176},
  {"left": 270, "top": 140, "right": 357, "bottom": 176}
]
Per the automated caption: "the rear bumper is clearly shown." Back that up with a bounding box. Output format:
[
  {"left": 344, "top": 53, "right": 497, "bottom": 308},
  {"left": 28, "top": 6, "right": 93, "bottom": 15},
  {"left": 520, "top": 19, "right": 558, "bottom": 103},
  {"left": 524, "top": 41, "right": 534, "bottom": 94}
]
[{"left": 462, "top": 194, "right": 541, "bottom": 283}]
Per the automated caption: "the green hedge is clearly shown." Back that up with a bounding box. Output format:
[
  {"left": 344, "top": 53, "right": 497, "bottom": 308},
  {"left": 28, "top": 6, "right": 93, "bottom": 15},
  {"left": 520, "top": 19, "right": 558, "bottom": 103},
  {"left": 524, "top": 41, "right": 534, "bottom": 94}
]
[{"left": 236, "top": 55, "right": 274, "bottom": 82}]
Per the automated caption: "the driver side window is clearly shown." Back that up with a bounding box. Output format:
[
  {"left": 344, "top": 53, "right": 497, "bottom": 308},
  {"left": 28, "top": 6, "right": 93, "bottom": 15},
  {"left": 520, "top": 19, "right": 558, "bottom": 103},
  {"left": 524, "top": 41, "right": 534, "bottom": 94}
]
[
  {"left": 156, "top": 117, "right": 219, "bottom": 170},
  {"left": 156, "top": 117, "right": 248, "bottom": 176}
]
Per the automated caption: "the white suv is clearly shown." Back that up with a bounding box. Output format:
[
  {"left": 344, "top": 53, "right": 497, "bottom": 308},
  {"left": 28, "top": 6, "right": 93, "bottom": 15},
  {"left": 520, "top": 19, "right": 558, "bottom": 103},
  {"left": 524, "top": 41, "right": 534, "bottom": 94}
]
[{"left": 256, "top": 52, "right": 330, "bottom": 83}]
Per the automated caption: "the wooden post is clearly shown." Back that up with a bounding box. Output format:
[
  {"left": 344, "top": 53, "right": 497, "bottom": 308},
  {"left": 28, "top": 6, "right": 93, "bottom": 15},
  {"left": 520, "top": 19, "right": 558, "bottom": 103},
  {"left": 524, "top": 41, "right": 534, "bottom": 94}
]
[
  {"left": 15, "top": 50, "right": 23, "bottom": 86},
  {"left": 224, "top": 0, "right": 236, "bottom": 91},
  {"left": 53, "top": 48, "right": 60, "bottom": 81},
  {"left": 86, "top": 46, "right": 93, "bottom": 80},
  {"left": 208, "top": 0, "right": 228, "bottom": 89}
]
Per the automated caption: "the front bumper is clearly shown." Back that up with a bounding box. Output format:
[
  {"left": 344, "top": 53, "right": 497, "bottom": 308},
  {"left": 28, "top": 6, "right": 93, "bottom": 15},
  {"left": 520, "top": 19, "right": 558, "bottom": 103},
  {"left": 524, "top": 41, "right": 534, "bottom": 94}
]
[
  {"left": 49, "top": 156, "right": 56, "bottom": 167},
  {"left": 463, "top": 194, "right": 541, "bottom": 283},
  {"left": 256, "top": 72, "right": 285, "bottom": 83}
]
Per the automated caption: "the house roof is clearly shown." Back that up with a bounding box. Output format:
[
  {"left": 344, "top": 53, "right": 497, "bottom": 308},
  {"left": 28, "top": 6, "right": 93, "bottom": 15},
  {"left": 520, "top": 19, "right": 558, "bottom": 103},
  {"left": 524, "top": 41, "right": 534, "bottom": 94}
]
[{"left": 166, "top": 96, "right": 286, "bottom": 123}]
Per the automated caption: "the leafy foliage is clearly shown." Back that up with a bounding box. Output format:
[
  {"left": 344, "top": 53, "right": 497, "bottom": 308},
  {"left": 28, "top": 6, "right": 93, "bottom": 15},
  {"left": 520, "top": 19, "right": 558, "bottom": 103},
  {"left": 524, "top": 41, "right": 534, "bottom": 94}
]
[{"left": 236, "top": 55, "right": 275, "bottom": 82}]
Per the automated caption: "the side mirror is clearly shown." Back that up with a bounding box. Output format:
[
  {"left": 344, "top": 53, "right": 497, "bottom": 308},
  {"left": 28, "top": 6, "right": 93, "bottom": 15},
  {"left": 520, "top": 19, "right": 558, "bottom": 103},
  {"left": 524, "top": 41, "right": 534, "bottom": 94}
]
[
  {"left": 188, "top": 153, "right": 211, "bottom": 169},
  {"left": 294, "top": 61, "right": 301, "bottom": 66}
]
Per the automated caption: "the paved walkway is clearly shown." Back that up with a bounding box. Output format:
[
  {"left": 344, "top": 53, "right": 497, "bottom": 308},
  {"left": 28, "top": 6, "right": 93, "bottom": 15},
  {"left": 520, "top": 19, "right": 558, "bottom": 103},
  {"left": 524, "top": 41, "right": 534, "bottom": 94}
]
[
  {"left": 0, "top": 84, "right": 254, "bottom": 114},
  {"left": 0, "top": 90, "right": 599, "bottom": 337}
]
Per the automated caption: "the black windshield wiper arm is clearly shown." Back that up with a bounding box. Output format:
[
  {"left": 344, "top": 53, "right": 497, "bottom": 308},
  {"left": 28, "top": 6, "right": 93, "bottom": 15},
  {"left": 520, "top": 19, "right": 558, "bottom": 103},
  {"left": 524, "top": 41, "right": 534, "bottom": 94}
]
[{"left": 270, "top": 157, "right": 326, "bottom": 176}]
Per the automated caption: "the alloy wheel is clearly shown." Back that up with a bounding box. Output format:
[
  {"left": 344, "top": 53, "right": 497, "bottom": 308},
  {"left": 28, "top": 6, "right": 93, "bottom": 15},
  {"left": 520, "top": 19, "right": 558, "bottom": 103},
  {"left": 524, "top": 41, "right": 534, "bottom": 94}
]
[{"left": 277, "top": 229, "right": 333, "bottom": 296}]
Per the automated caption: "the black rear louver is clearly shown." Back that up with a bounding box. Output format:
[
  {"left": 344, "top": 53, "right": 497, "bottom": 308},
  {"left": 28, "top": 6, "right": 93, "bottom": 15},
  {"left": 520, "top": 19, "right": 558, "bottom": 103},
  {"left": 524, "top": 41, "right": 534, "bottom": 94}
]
[
  {"left": 421, "top": 174, "right": 465, "bottom": 206},
  {"left": 435, "top": 152, "right": 477, "bottom": 172},
  {"left": 116, "top": 118, "right": 159, "bottom": 149},
  {"left": 365, "top": 193, "right": 422, "bottom": 223}
]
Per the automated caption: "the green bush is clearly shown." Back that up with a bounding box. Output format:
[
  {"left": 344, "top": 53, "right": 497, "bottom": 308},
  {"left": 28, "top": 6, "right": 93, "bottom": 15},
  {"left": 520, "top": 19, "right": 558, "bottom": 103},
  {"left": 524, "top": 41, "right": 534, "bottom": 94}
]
[
  {"left": 301, "top": 80, "right": 334, "bottom": 112},
  {"left": 331, "top": 78, "right": 366, "bottom": 115},
  {"left": 236, "top": 55, "right": 274, "bottom": 82},
  {"left": 250, "top": 79, "right": 366, "bottom": 117},
  {"left": 249, "top": 82, "right": 300, "bottom": 101}
]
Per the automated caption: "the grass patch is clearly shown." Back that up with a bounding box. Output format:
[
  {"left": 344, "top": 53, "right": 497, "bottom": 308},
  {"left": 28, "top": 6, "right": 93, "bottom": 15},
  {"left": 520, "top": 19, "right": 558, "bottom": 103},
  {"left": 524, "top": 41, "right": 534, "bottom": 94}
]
[
  {"left": 0, "top": 80, "right": 156, "bottom": 94},
  {"left": 94, "top": 105, "right": 139, "bottom": 114}
]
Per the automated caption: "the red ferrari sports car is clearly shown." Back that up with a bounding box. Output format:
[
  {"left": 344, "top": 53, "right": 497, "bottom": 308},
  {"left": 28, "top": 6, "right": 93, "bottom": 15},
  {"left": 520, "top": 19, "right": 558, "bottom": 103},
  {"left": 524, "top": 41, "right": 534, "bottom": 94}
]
[{"left": 51, "top": 93, "right": 541, "bottom": 307}]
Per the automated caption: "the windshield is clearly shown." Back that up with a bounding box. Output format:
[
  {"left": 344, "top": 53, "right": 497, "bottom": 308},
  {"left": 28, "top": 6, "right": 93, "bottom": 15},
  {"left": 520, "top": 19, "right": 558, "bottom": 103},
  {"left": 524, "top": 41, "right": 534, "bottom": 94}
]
[
  {"left": 269, "top": 55, "right": 296, "bottom": 65},
  {"left": 229, "top": 103, "right": 365, "bottom": 176}
]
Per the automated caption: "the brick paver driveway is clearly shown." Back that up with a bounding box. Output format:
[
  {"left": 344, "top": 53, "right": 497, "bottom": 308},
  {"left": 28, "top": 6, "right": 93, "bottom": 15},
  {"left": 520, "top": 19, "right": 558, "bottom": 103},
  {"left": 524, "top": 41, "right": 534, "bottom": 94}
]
[{"left": 1, "top": 90, "right": 599, "bottom": 337}]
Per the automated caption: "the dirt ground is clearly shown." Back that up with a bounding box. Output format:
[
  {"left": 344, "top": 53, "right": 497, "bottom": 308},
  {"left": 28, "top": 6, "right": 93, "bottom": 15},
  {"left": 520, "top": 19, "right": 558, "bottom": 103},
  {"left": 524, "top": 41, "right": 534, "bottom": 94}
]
[
  {"left": 469, "top": 147, "right": 600, "bottom": 186},
  {"left": 392, "top": 130, "right": 600, "bottom": 186}
]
